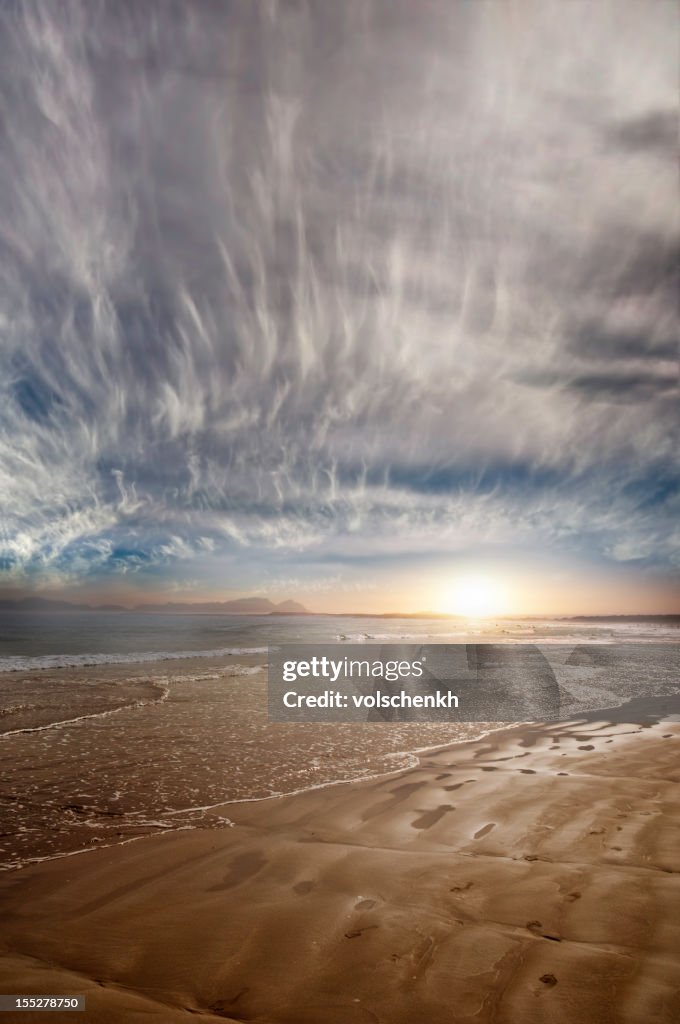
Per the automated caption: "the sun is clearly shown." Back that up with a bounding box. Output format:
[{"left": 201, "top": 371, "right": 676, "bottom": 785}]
[{"left": 438, "top": 575, "right": 508, "bottom": 619}]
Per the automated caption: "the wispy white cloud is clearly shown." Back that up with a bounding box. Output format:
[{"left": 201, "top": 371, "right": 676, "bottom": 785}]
[{"left": 0, "top": 0, "right": 677, "bottom": 592}]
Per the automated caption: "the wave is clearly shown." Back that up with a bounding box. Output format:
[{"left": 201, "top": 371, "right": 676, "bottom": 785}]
[
  {"left": 333, "top": 631, "right": 679, "bottom": 645},
  {"left": 334, "top": 631, "right": 468, "bottom": 642},
  {"left": 0, "top": 703, "right": 38, "bottom": 717},
  {"left": 0, "top": 679, "right": 170, "bottom": 739},
  {"left": 0, "top": 646, "right": 270, "bottom": 674},
  {"left": 0, "top": 722, "right": 507, "bottom": 872}
]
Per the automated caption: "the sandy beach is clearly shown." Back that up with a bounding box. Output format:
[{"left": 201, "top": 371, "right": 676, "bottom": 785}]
[{"left": 0, "top": 709, "right": 678, "bottom": 1023}]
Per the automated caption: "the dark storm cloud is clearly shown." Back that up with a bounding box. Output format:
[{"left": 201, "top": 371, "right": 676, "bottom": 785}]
[{"left": 0, "top": 0, "right": 678, "bottom": 588}]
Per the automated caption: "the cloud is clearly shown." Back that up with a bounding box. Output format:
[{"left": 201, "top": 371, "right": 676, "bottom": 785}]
[
  {"left": 0, "top": 0, "right": 677, "bottom": 592},
  {"left": 605, "top": 109, "right": 678, "bottom": 157}
]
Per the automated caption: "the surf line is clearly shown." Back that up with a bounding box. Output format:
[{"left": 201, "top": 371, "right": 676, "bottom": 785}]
[{"left": 0, "top": 681, "right": 170, "bottom": 740}]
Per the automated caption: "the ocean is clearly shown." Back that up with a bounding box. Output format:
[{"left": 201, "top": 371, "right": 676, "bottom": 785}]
[{"left": 0, "top": 613, "right": 678, "bottom": 870}]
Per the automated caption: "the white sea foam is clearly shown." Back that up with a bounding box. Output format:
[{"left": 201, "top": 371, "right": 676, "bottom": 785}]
[
  {"left": 335, "top": 629, "right": 678, "bottom": 645},
  {"left": 0, "top": 646, "right": 269, "bottom": 674},
  {"left": 0, "top": 679, "right": 170, "bottom": 739},
  {"left": 335, "top": 631, "right": 468, "bottom": 642}
]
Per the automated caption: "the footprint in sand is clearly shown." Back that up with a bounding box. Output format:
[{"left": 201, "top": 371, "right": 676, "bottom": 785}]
[
  {"left": 473, "top": 822, "right": 495, "bottom": 839},
  {"left": 293, "top": 880, "right": 315, "bottom": 895},
  {"left": 345, "top": 925, "right": 378, "bottom": 939},
  {"left": 519, "top": 769, "right": 536, "bottom": 774},
  {"left": 557, "top": 772, "right": 569, "bottom": 776},
  {"left": 527, "top": 920, "right": 561, "bottom": 940},
  {"left": 539, "top": 974, "right": 558, "bottom": 987},
  {"left": 565, "top": 892, "right": 581, "bottom": 902},
  {"left": 355, "top": 898, "right": 376, "bottom": 910},
  {"left": 210, "top": 994, "right": 249, "bottom": 1015},
  {"left": 578, "top": 745, "right": 595, "bottom": 750},
  {"left": 412, "top": 804, "right": 455, "bottom": 830},
  {"left": 450, "top": 882, "right": 474, "bottom": 893},
  {"left": 208, "top": 851, "right": 267, "bottom": 891}
]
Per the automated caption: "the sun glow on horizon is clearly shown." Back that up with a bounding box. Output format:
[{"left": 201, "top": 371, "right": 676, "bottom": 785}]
[{"left": 437, "top": 575, "right": 510, "bottom": 619}]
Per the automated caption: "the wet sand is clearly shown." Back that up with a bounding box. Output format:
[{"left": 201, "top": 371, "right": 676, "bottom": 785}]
[
  {"left": 0, "top": 715, "right": 678, "bottom": 1023},
  {"left": 0, "top": 654, "right": 495, "bottom": 869}
]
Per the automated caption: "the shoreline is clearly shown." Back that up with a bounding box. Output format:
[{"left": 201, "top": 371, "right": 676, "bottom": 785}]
[
  {"left": 1, "top": 719, "right": 512, "bottom": 875},
  {"left": 3, "top": 690, "right": 680, "bottom": 875},
  {"left": 1, "top": 711, "right": 678, "bottom": 1022}
]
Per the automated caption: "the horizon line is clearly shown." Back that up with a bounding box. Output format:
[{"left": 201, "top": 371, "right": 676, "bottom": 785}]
[{"left": 1, "top": 595, "right": 679, "bottom": 620}]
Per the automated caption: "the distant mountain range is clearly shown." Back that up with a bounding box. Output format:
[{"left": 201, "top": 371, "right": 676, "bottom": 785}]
[
  {"left": 136, "top": 598, "right": 310, "bottom": 615},
  {"left": 0, "top": 598, "right": 677, "bottom": 621},
  {"left": 0, "top": 596, "right": 310, "bottom": 615}
]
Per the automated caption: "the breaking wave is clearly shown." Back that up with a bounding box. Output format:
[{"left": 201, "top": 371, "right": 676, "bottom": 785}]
[{"left": 0, "top": 646, "right": 269, "bottom": 674}]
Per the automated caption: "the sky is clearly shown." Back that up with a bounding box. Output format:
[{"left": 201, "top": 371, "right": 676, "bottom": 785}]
[{"left": 0, "top": 0, "right": 678, "bottom": 615}]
